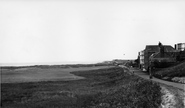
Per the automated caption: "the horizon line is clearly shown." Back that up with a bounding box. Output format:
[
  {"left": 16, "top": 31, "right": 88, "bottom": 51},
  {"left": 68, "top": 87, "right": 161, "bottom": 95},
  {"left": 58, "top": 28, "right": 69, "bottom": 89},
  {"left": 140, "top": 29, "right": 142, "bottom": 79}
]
[{"left": 0, "top": 59, "right": 133, "bottom": 67}]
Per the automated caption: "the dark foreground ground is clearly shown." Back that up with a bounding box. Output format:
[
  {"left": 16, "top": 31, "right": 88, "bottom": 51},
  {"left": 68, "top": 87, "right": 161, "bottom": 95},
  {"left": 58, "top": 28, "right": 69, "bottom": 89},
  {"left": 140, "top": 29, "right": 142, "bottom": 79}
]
[{"left": 1, "top": 67, "right": 162, "bottom": 108}]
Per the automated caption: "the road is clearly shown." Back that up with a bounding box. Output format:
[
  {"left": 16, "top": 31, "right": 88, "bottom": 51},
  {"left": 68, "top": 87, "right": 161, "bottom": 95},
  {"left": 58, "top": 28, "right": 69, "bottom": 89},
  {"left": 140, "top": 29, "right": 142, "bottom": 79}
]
[{"left": 129, "top": 67, "right": 185, "bottom": 91}]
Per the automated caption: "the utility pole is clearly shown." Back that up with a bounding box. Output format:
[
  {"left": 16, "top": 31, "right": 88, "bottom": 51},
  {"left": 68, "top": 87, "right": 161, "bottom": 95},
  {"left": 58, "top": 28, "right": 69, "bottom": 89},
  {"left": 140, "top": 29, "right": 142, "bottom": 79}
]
[
  {"left": 0, "top": 66, "right": 2, "bottom": 106},
  {"left": 0, "top": 66, "right": 1, "bottom": 79},
  {"left": 1, "top": 66, "right": 2, "bottom": 84}
]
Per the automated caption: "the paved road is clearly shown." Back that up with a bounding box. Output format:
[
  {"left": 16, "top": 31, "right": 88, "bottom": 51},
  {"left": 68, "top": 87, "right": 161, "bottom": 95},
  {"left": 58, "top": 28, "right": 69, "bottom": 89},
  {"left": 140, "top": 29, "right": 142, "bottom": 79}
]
[{"left": 129, "top": 68, "right": 185, "bottom": 91}]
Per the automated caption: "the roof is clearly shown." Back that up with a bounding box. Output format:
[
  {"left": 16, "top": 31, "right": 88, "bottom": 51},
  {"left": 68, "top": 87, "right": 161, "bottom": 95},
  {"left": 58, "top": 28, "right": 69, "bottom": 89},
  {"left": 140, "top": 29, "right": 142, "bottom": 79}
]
[
  {"left": 150, "top": 52, "right": 176, "bottom": 62},
  {"left": 145, "top": 45, "right": 177, "bottom": 52},
  {"left": 150, "top": 52, "right": 172, "bottom": 58}
]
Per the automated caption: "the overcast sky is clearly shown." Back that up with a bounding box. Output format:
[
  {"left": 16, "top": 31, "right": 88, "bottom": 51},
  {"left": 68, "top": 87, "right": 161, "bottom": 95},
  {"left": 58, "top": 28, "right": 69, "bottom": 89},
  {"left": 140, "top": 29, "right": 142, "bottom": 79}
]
[{"left": 0, "top": 0, "right": 185, "bottom": 66}]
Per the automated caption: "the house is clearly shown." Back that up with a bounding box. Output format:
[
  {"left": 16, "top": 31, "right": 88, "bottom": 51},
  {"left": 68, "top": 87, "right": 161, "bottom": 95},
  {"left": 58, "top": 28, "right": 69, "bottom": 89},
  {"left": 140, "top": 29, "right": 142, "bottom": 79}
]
[
  {"left": 138, "top": 50, "right": 144, "bottom": 69},
  {"left": 175, "top": 43, "right": 185, "bottom": 51},
  {"left": 141, "top": 42, "right": 177, "bottom": 71},
  {"left": 175, "top": 43, "right": 185, "bottom": 61},
  {"left": 149, "top": 43, "right": 178, "bottom": 68}
]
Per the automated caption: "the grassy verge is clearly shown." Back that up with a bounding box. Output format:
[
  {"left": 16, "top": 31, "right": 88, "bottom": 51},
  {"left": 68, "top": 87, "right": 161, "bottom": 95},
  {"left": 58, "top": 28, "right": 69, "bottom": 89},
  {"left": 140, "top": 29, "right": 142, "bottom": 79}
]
[
  {"left": 1, "top": 67, "right": 161, "bottom": 108},
  {"left": 154, "top": 61, "right": 185, "bottom": 83}
]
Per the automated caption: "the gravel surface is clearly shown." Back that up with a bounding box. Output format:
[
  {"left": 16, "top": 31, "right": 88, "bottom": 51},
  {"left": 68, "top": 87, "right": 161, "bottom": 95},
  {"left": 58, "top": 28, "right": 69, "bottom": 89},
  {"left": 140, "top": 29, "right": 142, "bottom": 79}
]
[{"left": 160, "top": 85, "right": 185, "bottom": 108}]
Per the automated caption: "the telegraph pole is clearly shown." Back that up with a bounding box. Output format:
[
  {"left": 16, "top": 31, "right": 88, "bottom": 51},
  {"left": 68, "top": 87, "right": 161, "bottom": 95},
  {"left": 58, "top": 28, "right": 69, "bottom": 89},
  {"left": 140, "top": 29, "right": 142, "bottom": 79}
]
[
  {"left": 0, "top": 66, "right": 2, "bottom": 106},
  {"left": 0, "top": 66, "right": 1, "bottom": 80},
  {"left": 0, "top": 66, "right": 3, "bottom": 84}
]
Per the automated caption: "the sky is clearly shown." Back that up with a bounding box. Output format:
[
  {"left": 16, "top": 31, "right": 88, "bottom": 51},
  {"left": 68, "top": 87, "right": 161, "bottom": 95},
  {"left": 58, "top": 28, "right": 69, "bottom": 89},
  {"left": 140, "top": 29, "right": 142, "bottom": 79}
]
[{"left": 0, "top": 0, "right": 185, "bottom": 66}]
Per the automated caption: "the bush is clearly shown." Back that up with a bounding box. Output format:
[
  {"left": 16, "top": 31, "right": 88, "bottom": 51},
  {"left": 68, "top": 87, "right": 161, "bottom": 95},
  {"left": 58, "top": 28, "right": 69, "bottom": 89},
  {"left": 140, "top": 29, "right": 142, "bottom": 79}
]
[{"left": 171, "top": 77, "right": 185, "bottom": 83}]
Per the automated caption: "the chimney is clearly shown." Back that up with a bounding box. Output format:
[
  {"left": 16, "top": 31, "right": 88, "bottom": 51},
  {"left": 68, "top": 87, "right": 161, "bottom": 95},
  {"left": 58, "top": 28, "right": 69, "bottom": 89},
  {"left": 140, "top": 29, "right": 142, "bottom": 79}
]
[{"left": 158, "top": 42, "right": 164, "bottom": 57}]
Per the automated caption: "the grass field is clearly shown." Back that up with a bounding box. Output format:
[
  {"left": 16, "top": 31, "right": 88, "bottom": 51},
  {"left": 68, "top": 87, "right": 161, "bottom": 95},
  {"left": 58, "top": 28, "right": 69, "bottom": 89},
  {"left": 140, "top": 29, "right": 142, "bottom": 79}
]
[
  {"left": 1, "top": 66, "right": 112, "bottom": 83},
  {"left": 1, "top": 67, "right": 162, "bottom": 108}
]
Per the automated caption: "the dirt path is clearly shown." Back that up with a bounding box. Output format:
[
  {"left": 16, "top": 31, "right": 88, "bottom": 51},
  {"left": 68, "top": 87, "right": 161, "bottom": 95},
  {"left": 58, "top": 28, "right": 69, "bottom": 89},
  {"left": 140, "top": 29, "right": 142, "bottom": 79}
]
[{"left": 160, "top": 84, "right": 185, "bottom": 108}]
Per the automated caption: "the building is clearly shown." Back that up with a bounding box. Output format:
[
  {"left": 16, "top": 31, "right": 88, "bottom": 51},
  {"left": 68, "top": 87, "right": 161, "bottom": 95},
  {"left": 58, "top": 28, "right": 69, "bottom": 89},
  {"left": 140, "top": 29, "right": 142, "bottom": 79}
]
[
  {"left": 175, "top": 43, "right": 185, "bottom": 51},
  {"left": 149, "top": 43, "right": 177, "bottom": 68},
  {"left": 143, "top": 42, "right": 177, "bottom": 71},
  {"left": 138, "top": 50, "right": 144, "bottom": 69},
  {"left": 175, "top": 43, "right": 185, "bottom": 61}
]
